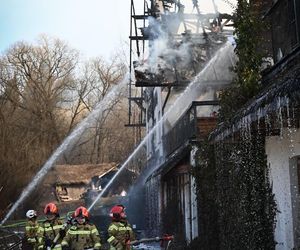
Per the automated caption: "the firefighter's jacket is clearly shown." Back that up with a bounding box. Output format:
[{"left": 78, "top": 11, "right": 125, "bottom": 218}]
[
  {"left": 25, "top": 220, "right": 40, "bottom": 249},
  {"left": 37, "top": 218, "right": 64, "bottom": 250},
  {"left": 107, "top": 221, "right": 135, "bottom": 250},
  {"left": 61, "top": 223, "right": 101, "bottom": 250}
]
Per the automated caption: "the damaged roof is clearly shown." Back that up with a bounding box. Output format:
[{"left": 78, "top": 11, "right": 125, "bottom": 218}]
[{"left": 43, "top": 163, "right": 118, "bottom": 185}]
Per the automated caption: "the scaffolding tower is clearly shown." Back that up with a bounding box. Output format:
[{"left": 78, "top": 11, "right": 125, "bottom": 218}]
[{"left": 127, "top": 0, "right": 233, "bottom": 128}]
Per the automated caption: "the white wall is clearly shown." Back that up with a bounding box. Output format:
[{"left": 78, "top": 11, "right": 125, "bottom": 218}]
[
  {"left": 189, "top": 146, "right": 199, "bottom": 241},
  {"left": 266, "top": 128, "right": 300, "bottom": 250},
  {"left": 146, "top": 88, "right": 163, "bottom": 161},
  {"left": 154, "top": 87, "right": 164, "bottom": 159}
]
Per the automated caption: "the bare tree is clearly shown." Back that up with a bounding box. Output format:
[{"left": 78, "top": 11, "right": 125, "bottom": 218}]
[
  {"left": 0, "top": 36, "right": 80, "bottom": 217},
  {"left": 0, "top": 36, "right": 136, "bottom": 219},
  {"left": 0, "top": 36, "right": 79, "bottom": 142},
  {"left": 61, "top": 52, "right": 142, "bottom": 166}
]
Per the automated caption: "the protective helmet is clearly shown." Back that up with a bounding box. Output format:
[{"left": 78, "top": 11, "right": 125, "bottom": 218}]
[
  {"left": 109, "top": 205, "right": 126, "bottom": 220},
  {"left": 26, "top": 210, "right": 37, "bottom": 219},
  {"left": 44, "top": 203, "right": 58, "bottom": 215},
  {"left": 74, "top": 206, "right": 89, "bottom": 218}
]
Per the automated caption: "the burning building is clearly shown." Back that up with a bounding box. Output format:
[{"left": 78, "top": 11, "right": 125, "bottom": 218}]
[
  {"left": 179, "top": 0, "right": 300, "bottom": 249},
  {"left": 208, "top": 0, "right": 300, "bottom": 248},
  {"left": 126, "top": 0, "right": 300, "bottom": 249},
  {"left": 126, "top": 0, "right": 235, "bottom": 246}
]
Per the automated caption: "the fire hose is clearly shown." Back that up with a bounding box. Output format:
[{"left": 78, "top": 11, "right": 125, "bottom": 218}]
[
  {"left": 7, "top": 239, "right": 23, "bottom": 250},
  {"left": 130, "top": 235, "right": 174, "bottom": 249},
  {"left": 47, "top": 215, "right": 75, "bottom": 250}
]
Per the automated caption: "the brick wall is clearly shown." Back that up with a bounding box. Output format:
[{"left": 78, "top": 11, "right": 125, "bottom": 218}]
[{"left": 197, "top": 117, "right": 218, "bottom": 139}]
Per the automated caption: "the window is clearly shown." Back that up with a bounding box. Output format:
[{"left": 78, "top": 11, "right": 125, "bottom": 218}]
[
  {"left": 288, "top": 0, "right": 298, "bottom": 48},
  {"left": 270, "top": 0, "right": 300, "bottom": 62}
]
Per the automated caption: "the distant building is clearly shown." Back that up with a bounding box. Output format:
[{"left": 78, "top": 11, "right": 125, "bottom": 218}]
[
  {"left": 54, "top": 164, "right": 118, "bottom": 202},
  {"left": 40, "top": 163, "right": 118, "bottom": 214}
]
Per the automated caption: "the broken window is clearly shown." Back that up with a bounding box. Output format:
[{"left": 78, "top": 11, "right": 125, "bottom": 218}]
[{"left": 270, "top": 0, "right": 300, "bottom": 62}]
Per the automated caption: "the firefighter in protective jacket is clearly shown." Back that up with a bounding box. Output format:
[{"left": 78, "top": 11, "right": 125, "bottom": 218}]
[
  {"left": 61, "top": 206, "right": 101, "bottom": 250},
  {"left": 107, "top": 205, "right": 135, "bottom": 250},
  {"left": 37, "top": 203, "right": 65, "bottom": 249},
  {"left": 24, "top": 210, "right": 40, "bottom": 250}
]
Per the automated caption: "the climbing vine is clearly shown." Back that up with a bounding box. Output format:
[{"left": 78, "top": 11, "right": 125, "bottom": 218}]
[
  {"left": 188, "top": 141, "right": 220, "bottom": 250},
  {"left": 190, "top": 133, "right": 277, "bottom": 249},
  {"left": 186, "top": 1, "right": 277, "bottom": 249},
  {"left": 215, "top": 132, "right": 276, "bottom": 249},
  {"left": 219, "top": 0, "right": 264, "bottom": 121}
]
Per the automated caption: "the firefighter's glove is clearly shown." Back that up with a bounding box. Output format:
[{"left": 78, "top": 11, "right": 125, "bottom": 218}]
[
  {"left": 125, "top": 240, "right": 131, "bottom": 250},
  {"left": 112, "top": 240, "right": 123, "bottom": 249},
  {"left": 59, "top": 229, "right": 66, "bottom": 238}
]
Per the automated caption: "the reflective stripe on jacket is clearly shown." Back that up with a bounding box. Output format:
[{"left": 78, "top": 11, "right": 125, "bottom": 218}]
[
  {"left": 25, "top": 220, "right": 40, "bottom": 249},
  {"left": 107, "top": 221, "right": 135, "bottom": 250},
  {"left": 37, "top": 219, "right": 64, "bottom": 250},
  {"left": 61, "top": 223, "right": 101, "bottom": 250}
]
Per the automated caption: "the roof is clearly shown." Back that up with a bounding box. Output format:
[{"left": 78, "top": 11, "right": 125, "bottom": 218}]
[
  {"left": 210, "top": 77, "right": 300, "bottom": 141},
  {"left": 43, "top": 163, "right": 118, "bottom": 185},
  {"left": 146, "top": 141, "right": 191, "bottom": 181},
  {"left": 210, "top": 45, "right": 300, "bottom": 141}
]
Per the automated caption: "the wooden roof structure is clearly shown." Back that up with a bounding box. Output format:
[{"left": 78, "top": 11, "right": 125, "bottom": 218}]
[{"left": 43, "top": 163, "right": 118, "bottom": 186}]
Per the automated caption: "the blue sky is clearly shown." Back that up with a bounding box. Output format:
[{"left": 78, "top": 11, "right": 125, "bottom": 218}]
[{"left": 0, "top": 0, "right": 140, "bottom": 59}]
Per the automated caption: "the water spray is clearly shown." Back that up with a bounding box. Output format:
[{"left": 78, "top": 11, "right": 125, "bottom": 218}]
[
  {"left": 1, "top": 74, "right": 129, "bottom": 225},
  {"left": 88, "top": 42, "right": 236, "bottom": 211}
]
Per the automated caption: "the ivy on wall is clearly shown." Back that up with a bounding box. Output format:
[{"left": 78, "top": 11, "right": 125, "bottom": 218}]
[
  {"left": 215, "top": 132, "right": 276, "bottom": 249},
  {"left": 190, "top": 132, "right": 277, "bottom": 249},
  {"left": 219, "top": 0, "right": 264, "bottom": 121},
  {"left": 187, "top": 1, "right": 277, "bottom": 249},
  {"left": 189, "top": 142, "right": 220, "bottom": 250}
]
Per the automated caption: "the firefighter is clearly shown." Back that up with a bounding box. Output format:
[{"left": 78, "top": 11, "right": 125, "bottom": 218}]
[
  {"left": 23, "top": 209, "right": 40, "bottom": 250},
  {"left": 61, "top": 206, "right": 101, "bottom": 250},
  {"left": 37, "top": 203, "right": 65, "bottom": 249},
  {"left": 107, "top": 205, "right": 135, "bottom": 250}
]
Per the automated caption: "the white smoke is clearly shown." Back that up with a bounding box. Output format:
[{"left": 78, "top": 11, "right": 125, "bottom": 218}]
[{"left": 135, "top": 16, "right": 194, "bottom": 76}]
